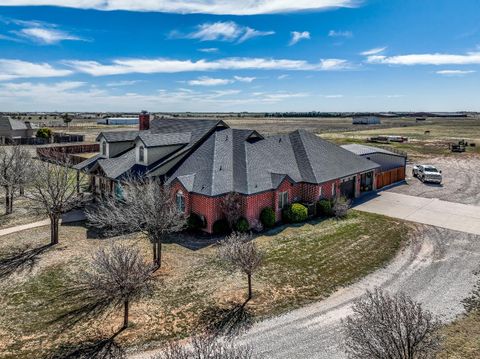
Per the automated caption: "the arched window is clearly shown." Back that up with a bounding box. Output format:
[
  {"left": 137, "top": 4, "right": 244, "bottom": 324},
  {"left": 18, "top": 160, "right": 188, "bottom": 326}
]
[
  {"left": 101, "top": 140, "right": 107, "bottom": 156},
  {"left": 139, "top": 146, "right": 145, "bottom": 162},
  {"left": 176, "top": 191, "right": 185, "bottom": 213}
]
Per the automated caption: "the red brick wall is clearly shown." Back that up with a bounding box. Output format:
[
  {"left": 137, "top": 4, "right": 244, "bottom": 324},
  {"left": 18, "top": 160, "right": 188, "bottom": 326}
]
[{"left": 172, "top": 176, "right": 354, "bottom": 233}]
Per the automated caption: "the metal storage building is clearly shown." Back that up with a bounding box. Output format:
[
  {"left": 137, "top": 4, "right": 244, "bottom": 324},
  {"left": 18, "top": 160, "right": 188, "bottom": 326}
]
[{"left": 97, "top": 117, "right": 139, "bottom": 126}]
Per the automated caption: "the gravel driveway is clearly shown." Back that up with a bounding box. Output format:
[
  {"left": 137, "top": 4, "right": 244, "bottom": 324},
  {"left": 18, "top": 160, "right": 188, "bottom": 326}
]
[
  {"left": 239, "top": 225, "right": 480, "bottom": 358},
  {"left": 389, "top": 156, "right": 480, "bottom": 206}
]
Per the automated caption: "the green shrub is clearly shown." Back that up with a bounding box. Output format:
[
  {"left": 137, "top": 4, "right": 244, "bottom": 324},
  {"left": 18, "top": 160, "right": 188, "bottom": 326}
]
[
  {"left": 283, "top": 203, "right": 308, "bottom": 223},
  {"left": 212, "top": 219, "right": 230, "bottom": 235},
  {"left": 36, "top": 128, "right": 52, "bottom": 139},
  {"left": 260, "top": 207, "right": 276, "bottom": 228},
  {"left": 234, "top": 217, "right": 250, "bottom": 233},
  {"left": 188, "top": 213, "right": 205, "bottom": 230},
  {"left": 317, "top": 199, "right": 334, "bottom": 217}
]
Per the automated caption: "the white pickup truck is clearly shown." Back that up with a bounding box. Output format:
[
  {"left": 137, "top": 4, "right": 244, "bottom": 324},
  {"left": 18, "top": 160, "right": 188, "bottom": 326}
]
[{"left": 412, "top": 165, "right": 443, "bottom": 184}]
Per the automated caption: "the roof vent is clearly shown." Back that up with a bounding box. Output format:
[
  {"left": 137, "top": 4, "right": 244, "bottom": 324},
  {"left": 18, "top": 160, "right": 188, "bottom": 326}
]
[
  {"left": 219, "top": 165, "right": 222, "bottom": 171},
  {"left": 225, "top": 135, "right": 228, "bottom": 141},
  {"left": 279, "top": 138, "right": 282, "bottom": 143}
]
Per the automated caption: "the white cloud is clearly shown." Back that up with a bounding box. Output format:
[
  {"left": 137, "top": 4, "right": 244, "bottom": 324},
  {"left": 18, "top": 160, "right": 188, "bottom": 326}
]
[
  {"left": 177, "top": 21, "right": 274, "bottom": 43},
  {"left": 198, "top": 47, "right": 219, "bottom": 53},
  {"left": 15, "top": 27, "right": 85, "bottom": 44},
  {"left": 436, "top": 70, "right": 476, "bottom": 76},
  {"left": 0, "top": 80, "right": 312, "bottom": 112},
  {"left": 0, "top": 59, "right": 72, "bottom": 80},
  {"left": 188, "top": 76, "right": 234, "bottom": 86},
  {"left": 0, "top": 1, "right": 358, "bottom": 15},
  {"left": 233, "top": 75, "right": 256, "bottom": 82},
  {"left": 106, "top": 80, "right": 141, "bottom": 86},
  {"left": 366, "top": 52, "right": 480, "bottom": 65},
  {"left": 324, "top": 94, "right": 343, "bottom": 98},
  {"left": 360, "top": 47, "right": 387, "bottom": 56},
  {"left": 289, "top": 31, "right": 310, "bottom": 46},
  {"left": 65, "top": 57, "right": 352, "bottom": 76},
  {"left": 328, "top": 30, "right": 353, "bottom": 38},
  {"left": 277, "top": 74, "right": 289, "bottom": 80}
]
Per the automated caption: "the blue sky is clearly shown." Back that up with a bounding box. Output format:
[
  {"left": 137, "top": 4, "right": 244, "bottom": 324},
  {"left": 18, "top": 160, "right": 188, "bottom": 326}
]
[{"left": 0, "top": 0, "right": 479, "bottom": 112}]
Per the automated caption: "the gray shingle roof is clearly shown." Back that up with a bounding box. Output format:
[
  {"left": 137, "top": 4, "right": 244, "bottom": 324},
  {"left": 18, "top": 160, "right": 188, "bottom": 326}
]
[
  {"left": 168, "top": 128, "right": 379, "bottom": 196},
  {"left": 97, "top": 131, "right": 140, "bottom": 143},
  {"left": 137, "top": 132, "right": 191, "bottom": 147},
  {"left": 97, "top": 149, "right": 137, "bottom": 179},
  {"left": 0, "top": 116, "right": 29, "bottom": 130}
]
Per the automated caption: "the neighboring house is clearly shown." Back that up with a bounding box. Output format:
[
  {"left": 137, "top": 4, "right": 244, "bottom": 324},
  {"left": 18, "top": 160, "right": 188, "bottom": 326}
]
[
  {"left": 76, "top": 113, "right": 389, "bottom": 233},
  {"left": 0, "top": 116, "right": 37, "bottom": 143},
  {"left": 352, "top": 116, "right": 381, "bottom": 125},
  {"left": 341, "top": 144, "right": 406, "bottom": 190}
]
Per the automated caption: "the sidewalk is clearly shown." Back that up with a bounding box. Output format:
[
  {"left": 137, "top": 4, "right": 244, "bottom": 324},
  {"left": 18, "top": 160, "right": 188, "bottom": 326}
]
[{"left": 0, "top": 210, "right": 86, "bottom": 237}]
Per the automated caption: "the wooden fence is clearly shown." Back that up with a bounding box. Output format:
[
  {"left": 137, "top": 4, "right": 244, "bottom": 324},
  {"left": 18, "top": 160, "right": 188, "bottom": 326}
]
[{"left": 376, "top": 167, "right": 406, "bottom": 189}]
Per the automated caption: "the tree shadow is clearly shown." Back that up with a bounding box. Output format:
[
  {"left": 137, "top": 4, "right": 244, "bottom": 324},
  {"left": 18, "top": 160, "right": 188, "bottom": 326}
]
[
  {"left": 45, "top": 329, "right": 125, "bottom": 359},
  {"left": 48, "top": 286, "right": 113, "bottom": 331},
  {"left": 0, "top": 243, "right": 52, "bottom": 279},
  {"left": 197, "top": 300, "right": 254, "bottom": 338}
]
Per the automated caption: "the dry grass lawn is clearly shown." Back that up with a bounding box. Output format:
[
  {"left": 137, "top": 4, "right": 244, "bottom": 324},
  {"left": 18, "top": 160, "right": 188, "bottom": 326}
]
[
  {"left": 438, "top": 311, "right": 480, "bottom": 359},
  {"left": 0, "top": 211, "right": 410, "bottom": 358}
]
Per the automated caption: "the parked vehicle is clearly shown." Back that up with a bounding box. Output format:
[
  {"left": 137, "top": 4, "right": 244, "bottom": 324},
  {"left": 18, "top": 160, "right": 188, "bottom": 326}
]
[{"left": 412, "top": 165, "right": 442, "bottom": 184}]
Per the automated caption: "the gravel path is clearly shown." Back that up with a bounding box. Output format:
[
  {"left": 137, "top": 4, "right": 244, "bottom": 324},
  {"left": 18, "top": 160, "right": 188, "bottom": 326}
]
[{"left": 238, "top": 225, "right": 480, "bottom": 359}]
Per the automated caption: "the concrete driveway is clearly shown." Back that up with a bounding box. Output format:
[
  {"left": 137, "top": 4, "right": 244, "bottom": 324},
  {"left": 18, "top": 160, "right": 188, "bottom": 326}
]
[{"left": 354, "top": 191, "right": 480, "bottom": 235}]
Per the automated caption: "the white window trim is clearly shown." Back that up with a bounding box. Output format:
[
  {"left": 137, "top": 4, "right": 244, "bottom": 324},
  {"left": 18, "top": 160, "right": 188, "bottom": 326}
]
[
  {"left": 138, "top": 145, "right": 145, "bottom": 163},
  {"left": 278, "top": 191, "right": 289, "bottom": 210},
  {"left": 176, "top": 191, "right": 185, "bottom": 213}
]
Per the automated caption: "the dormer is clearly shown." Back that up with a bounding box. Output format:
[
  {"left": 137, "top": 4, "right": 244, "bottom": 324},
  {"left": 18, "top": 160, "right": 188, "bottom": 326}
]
[
  {"left": 134, "top": 132, "right": 191, "bottom": 166},
  {"left": 96, "top": 131, "right": 138, "bottom": 158}
]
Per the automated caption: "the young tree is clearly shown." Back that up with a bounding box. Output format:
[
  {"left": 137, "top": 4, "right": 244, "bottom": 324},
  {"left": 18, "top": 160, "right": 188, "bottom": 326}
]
[
  {"left": 343, "top": 289, "right": 441, "bottom": 359},
  {"left": 220, "top": 192, "right": 243, "bottom": 229},
  {"left": 333, "top": 196, "right": 351, "bottom": 219},
  {"left": 62, "top": 113, "right": 73, "bottom": 128},
  {"left": 86, "top": 177, "right": 186, "bottom": 268},
  {"left": 218, "top": 232, "right": 263, "bottom": 301},
  {"left": 0, "top": 145, "right": 32, "bottom": 214},
  {"left": 78, "top": 243, "right": 153, "bottom": 330},
  {"left": 153, "top": 334, "right": 254, "bottom": 359},
  {"left": 27, "top": 158, "right": 85, "bottom": 245}
]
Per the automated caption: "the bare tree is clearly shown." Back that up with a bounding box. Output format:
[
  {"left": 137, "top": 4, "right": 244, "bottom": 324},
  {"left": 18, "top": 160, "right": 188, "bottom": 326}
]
[
  {"left": 218, "top": 233, "right": 263, "bottom": 301},
  {"left": 343, "top": 289, "right": 441, "bottom": 359},
  {"left": 26, "top": 157, "right": 85, "bottom": 245},
  {"left": 78, "top": 243, "right": 154, "bottom": 330},
  {"left": 86, "top": 177, "right": 186, "bottom": 268},
  {"left": 153, "top": 334, "right": 254, "bottom": 359},
  {"left": 0, "top": 145, "right": 32, "bottom": 214},
  {"left": 220, "top": 192, "right": 243, "bottom": 229},
  {"left": 333, "top": 196, "right": 351, "bottom": 219}
]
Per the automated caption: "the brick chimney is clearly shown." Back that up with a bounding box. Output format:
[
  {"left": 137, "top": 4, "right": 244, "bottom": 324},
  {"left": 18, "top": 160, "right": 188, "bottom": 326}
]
[{"left": 139, "top": 110, "right": 150, "bottom": 131}]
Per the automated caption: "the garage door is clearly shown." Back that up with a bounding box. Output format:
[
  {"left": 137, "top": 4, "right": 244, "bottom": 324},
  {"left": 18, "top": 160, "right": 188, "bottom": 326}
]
[{"left": 340, "top": 178, "right": 355, "bottom": 199}]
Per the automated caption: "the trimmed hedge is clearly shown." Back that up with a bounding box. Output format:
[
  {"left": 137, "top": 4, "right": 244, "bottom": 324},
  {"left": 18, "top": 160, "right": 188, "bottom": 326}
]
[
  {"left": 212, "top": 219, "right": 230, "bottom": 235},
  {"left": 317, "top": 199, "right": 334, "bottom": 217},
  {"left": 234, "top": 217, "right": 250, "bottom": 233},
  {"left": 260, "top": 207, "right": 276, "bottom": 228},
  {"left": 283, "top": 203, "right": 308, "bottom": 223},
  {"left": 188, "top": 213, "right": 205, "bottom": 230}
]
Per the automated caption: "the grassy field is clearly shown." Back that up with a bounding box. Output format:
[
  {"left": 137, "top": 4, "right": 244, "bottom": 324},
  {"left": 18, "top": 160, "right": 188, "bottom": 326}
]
[
  {"left": 320, "top": 117, "right": 480, "bottom": 159},
  {"left": 438, "top": 311, "right": 480, "bottom": 358},
  {"left": 0, "top": 211, "right": 410, "bottom": 358}
]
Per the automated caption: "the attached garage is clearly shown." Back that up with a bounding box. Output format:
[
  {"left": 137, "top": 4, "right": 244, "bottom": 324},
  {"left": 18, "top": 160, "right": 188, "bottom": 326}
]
[
  {"left": 340, "top": 176, "right": 356, "bottom": 199},
  {"left": 342, "top": 144, "right": 407, "bottom": 190}
]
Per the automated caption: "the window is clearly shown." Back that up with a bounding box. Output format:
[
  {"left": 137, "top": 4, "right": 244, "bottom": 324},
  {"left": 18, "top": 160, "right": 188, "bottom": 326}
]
[
  {"left": 318, "top": 186, "right": 322, "bottom": 199},
  {"left": 101, "top": 140, "right": 107, "bottom": 156},
  {"left": 176, "top": 191, "right": 185, "bottom": 213},
  {"left": 139, "top": 146, "right": 145, "bottom": 162},
  {"left": 278, "top": 191, "right": 289, "bottom": 210},
  {"left": 332, "top": 183, "right": 336, "bottom": 197}
]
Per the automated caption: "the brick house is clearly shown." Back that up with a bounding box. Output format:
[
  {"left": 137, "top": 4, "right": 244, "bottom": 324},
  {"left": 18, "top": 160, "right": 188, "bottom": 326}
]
[{"left": 76, "top": 113, "right": 398, "bottom": 233}]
